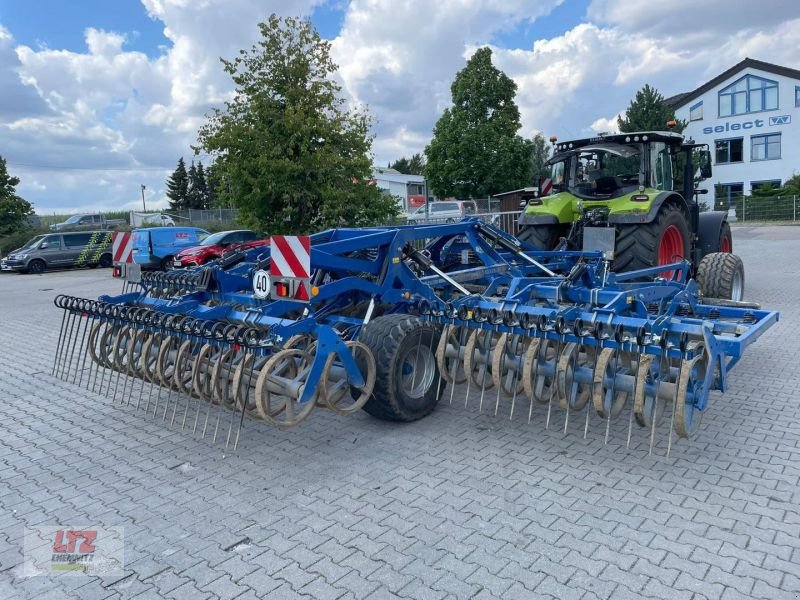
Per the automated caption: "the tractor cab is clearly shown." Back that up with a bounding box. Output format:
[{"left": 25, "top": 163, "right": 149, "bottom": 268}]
[
  {"left": 519, "top": 130, "right": 733, "bottom": 293},
  {"left": 546, "top": 131, "right": 710, "bottom": 203}
]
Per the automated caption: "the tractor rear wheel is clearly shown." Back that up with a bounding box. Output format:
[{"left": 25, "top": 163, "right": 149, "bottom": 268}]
[
  {"left": 359, "top": 314, "right": 444, "bottom": 422},
  {"left": 614, "top": 203, "right": 689, "bottom": 273},
  {"left": 696, "top": 252, "right": 744, "bottom": 301},
  {"left": 517, "top": 225, "right": 560, "bottom": 250}
]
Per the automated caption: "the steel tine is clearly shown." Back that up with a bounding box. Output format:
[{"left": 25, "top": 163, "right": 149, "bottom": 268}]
[
  {"left": 435, "top": 322, "right": 452, "bottom": 402},
  {"left": 143, "top": 336, "right": 159, "bottom": 414},
  {"left": 70, "top": 310, "right": 91, "bottom": 386},
  {"left": 225, "top": 349, "right": 245, "bottom": 448},
  {"left": 528, "top": 336, "right": 540, "bottom": 424},
  {"left": 213, "top": 349, "right": 234, "bottom": 443},
  {"left": 546, "top": 335, "right": 562, "bottom": 431},
  {"left": 626, "top": 353, "right": 640, "bottom": 450},
  {"left": 135, "top": 333, "right": 152, "bottom": 411},
  {"left": 152, "top": 336, "right": 171, "bottom": 417},
  {"left": 447, "top": 327, "right": 462, "bottom": 406},
  {"left": 89, "top": 322, "right": 105, "bottom": 394},
  {"left": 71, "top": 310, "right": 92, "bottom": 381},
  {"left": 509, "top": 353, "right": 520, "bottom": 420},
  {"left": 181, "top": 341, "right": 198, "bottom": 430},
  {"left": 649, "top": 349, "right": 666, "bottom": 457},
  {"left": 52, "top": 308, "right": 68, "bottom": 376},
  {"left": 234, "top": 350, "right": 258, "bottom": 451},
  {"left": 57, "top": 309, "right": 79, "bottom": 379},
  {"left": 201, "top": 347, "right": 219, "bottom": 438},
  {"left": 110, "top": 329, "right": 125, "bottom": 402},
  {"left": 493, "top": 332, "right": 508, "bottom": 417},
  {"left": 85, "top": 318, "right": 102, "bottom": 392},
  {"left": 667, "top": 356, "right": 684, "bottom": 457},
  {"left": 478, "top": 331, "right": 491, "bottom": 413},
  {"left": 604, "top": 347, "right": 621, "bottom": 445}
]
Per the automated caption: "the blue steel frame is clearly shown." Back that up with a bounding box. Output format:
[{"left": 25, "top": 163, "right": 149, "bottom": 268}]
[{"left": 98, "top": 219, "right": 778, "bottom": 411}]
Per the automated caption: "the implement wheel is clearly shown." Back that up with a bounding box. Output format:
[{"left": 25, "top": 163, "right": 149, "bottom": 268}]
[
  {"left": 614, "top": 203, "right": 689, "bottom": 273},
  {"left": 696, "top": 252, "right": 744, "bottom": 302},
  {"left": 518, "top": 225, "right": 560, "bottom": 250},
  {"left": 359, "top": 314, "right": 443, "bottom": 422}
]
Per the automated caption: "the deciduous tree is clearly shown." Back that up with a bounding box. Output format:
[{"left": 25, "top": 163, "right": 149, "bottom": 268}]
[
  {"left": 617, "top": 84, "right": 685, "bottom": 133},
  {"left": 196, "top": 15, "right": 397, "bottom": 233},
  {"left": 425, "top": 47, "right": 533, "bottom": 199}
]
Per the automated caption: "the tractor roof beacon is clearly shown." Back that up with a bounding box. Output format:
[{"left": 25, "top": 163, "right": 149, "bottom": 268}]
[{"left": 518, "top": 129, "right": 742, "bottom": 301}]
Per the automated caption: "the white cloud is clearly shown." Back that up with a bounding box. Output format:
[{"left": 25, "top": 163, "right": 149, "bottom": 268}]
[{"left": 2, "top": 0, "right": 800, "bottom": 212}]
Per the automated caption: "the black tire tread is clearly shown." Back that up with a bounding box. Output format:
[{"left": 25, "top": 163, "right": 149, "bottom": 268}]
[
  {"left": 696, "top": 252, "right": 744, "bottom": 300},
  {"left": 613, "top": 203, "right": 688, "bottom": 272},
  {"left": 518, "top": 225, "right": 560, "bottom": 250},
  {"left": 359, "top": 314, "right": 442, "bottom": 422}
]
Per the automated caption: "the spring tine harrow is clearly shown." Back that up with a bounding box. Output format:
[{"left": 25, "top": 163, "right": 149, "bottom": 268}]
[{"left": 49, "top": 219, "right": 776, "bottom": 454}]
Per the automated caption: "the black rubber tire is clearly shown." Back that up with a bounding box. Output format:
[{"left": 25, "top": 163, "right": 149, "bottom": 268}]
[
  {"left": 614, "top": 203, "right": 690, "bottom": 272},
  {"left": 99, "top": 253, "right": 113, "bottom": 268},
  {"left": 359, "top": 314, "right": 444, "bottom": 422},
  {"left": 160, "top": 256, "right": 174, "bottom": 271},
  {"left": 517, "top": 225, "right": 560, "bottom": 250},
  {"left": 27, "top": 259, "right": 46, "bottom": 274},
  {"left": 696, "top": 252, "right": 745, "bottom": 301}
]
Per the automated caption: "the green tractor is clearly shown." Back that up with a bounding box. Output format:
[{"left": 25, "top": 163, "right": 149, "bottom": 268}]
[{"left": 518, "top": 130, "right": 743, "bottom": 300}]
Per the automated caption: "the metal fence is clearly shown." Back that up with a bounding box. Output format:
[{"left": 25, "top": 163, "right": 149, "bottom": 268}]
[
  {"left": 718, "top": 195, "right": 800, "bottom": 223},
  {"left": 168, "top": 208, "right": 240, "bottom": 226}
]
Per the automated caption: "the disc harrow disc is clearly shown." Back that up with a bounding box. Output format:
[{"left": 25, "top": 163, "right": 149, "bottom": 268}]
[
  {"left": 592, "top": 347, "right": 632, "bottom": 419},
  {"left": 435, "top": 325, "right": 468, "bottom": 384},
  {"left": 522, "top": 338, "right": 558, "bottom": 404},
  {"left": 556, "top": 342, "right": 594, "bottom": 411},
  {"left": 463, "top": 330, "right": 497, "bottom": 390},
  {"left": 254, "top": 348, "right": 316, "bottom": 428},
  {"left": 674, "top": 345, "right": 708, "bottom": 438},
  {"left": 320, "top": 341, "right": 376, "bottom": 414},
  {"left": 491, "top": 333, "right": 527, "bottom": 396}
]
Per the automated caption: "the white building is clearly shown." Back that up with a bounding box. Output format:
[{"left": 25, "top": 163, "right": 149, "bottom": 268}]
[
  {"left": 371, "top": 167, "right": 427, "bottom": 212},
  {"left": 669, "top": 58, "right": 800, "bottom": 207}
]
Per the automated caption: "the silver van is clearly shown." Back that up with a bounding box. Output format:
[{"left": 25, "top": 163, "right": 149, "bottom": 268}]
[{"left": 2, "top": 231, "right": 114, "bottom": 274}]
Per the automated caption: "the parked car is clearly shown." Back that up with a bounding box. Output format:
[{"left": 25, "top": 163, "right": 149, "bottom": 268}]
[
  {"left": 49, "top": 213, "right": 127, "bottom": 232},
  {"left": 173, "top": 230, "right": 261, "bottom": 268},
  {"left": 140, "top": 213, "right": 176, "bottom": 227},
  {"left": 2, "top": 231, "right": 114, "bottom": 274},
  {"left": 132, "top": 227, "right": 209, "bottom": 270},
  {"left": 405, "top": 200, "right": 478, "bottom": 223}
]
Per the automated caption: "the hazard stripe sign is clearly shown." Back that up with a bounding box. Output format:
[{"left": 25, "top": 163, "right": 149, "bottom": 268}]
[
  {"left": 112, "top": 231, "right": 134, "bottom": 264},
  {"left": 270, "top": 235, "right": 310, "bottom": 279}
]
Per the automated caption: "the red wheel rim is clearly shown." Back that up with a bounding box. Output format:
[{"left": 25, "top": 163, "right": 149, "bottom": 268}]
[
  {"left": 721, "top": 235, "right": 731, "bottom": 253},
  {"left": 658, "top": 225, "right": 685, "bottom": 265}
]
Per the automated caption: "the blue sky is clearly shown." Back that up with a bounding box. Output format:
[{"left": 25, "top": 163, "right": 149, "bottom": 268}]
[
  {"left": 0, "top": 0, "right": 797, "bottom": 212},
  {"left": 0, "top": 0, "right": 588, "bottom": 57}
]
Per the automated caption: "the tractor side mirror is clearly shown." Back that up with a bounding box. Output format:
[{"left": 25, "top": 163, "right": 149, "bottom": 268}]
[{"left": 698, "top": 150, "right": 712, "bottom": 179}]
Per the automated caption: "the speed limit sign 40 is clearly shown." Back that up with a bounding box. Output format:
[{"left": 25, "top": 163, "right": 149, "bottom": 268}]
[{"left": 252, "top": 269, "right": 271, "bottom": 299}]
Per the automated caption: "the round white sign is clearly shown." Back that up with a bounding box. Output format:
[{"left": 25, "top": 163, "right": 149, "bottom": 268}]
[{"left": 252, "top": 269, "right": 271, "bottom": 299}]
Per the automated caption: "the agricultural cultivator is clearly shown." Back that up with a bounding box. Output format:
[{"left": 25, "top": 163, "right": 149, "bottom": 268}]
[{"left": 52, "top": 219, "right": 777, "bottom": 454}]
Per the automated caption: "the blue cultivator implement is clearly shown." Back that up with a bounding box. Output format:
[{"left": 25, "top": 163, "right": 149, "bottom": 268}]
[{"left": 52, "top": 219, "right": 777, "bottom": 453}]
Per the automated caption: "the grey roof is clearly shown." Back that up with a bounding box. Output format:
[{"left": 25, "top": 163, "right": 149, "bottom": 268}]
[{"left": 668, "top": 58, "right": 800, "bottom": 109}]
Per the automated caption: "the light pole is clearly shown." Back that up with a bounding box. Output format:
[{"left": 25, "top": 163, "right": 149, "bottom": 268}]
[{"left": 140, "top": 184, "right": 147, "bottom": 212}]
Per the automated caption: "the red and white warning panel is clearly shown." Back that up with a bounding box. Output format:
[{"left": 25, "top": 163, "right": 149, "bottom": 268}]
[
  {"left": 270, "top": 235, "right": 310, "bottom": 278},
  {"left": 112, "top": 231, "right": 134, "bottom": 264},
  {"left": 111, "top": 231, "right": 135, "bottom": 278},
  {"left": 268, "top": 235, "right": 311, "bottom": 302}
]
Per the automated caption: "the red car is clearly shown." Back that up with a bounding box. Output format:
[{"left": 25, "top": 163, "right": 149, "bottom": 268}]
[{"left": 173, "top": 230, "right": 268, "bottom": 267}]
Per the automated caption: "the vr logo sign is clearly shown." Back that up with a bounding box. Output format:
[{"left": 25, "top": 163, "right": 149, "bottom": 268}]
[{"left": 703, "top": 115, "right": 790, "bottom": 134}]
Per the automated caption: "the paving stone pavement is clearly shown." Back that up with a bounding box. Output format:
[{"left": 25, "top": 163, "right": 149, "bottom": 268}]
[{"left": 1, "top": 225, "right": 799, "bottom": 600}]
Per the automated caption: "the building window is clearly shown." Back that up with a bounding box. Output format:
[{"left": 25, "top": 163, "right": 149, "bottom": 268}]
[
  {"left": 715, "top": 138, "right": 743, "bottom": 164},
  {"left": 751, "top": 133, "right": 781, "bottom": 161},
  {"left": 796, "top": 86, "right": 800, "bottom": 107},
  {"left": 716, "top": 183, "right": 743, "bottom": 210},
  {"left": 751, "top": 179, "right": 782, "bottom": 193},
  {"left": 689, "top": 101, "right": 703, "bottom": 121},
  {"left": 718, "top": 75, "right": 778, "bottom": 116},
  {"left": 407, "top": 183, "right": 424, "bottom": 195}
]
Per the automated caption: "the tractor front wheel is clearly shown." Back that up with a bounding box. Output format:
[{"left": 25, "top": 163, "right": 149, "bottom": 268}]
[
  {"left": 614, "top": 204, "right": 690, "bottom": 273},
  {"left": 517, "top": 225, "right": 561, "bottom": 250}
]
